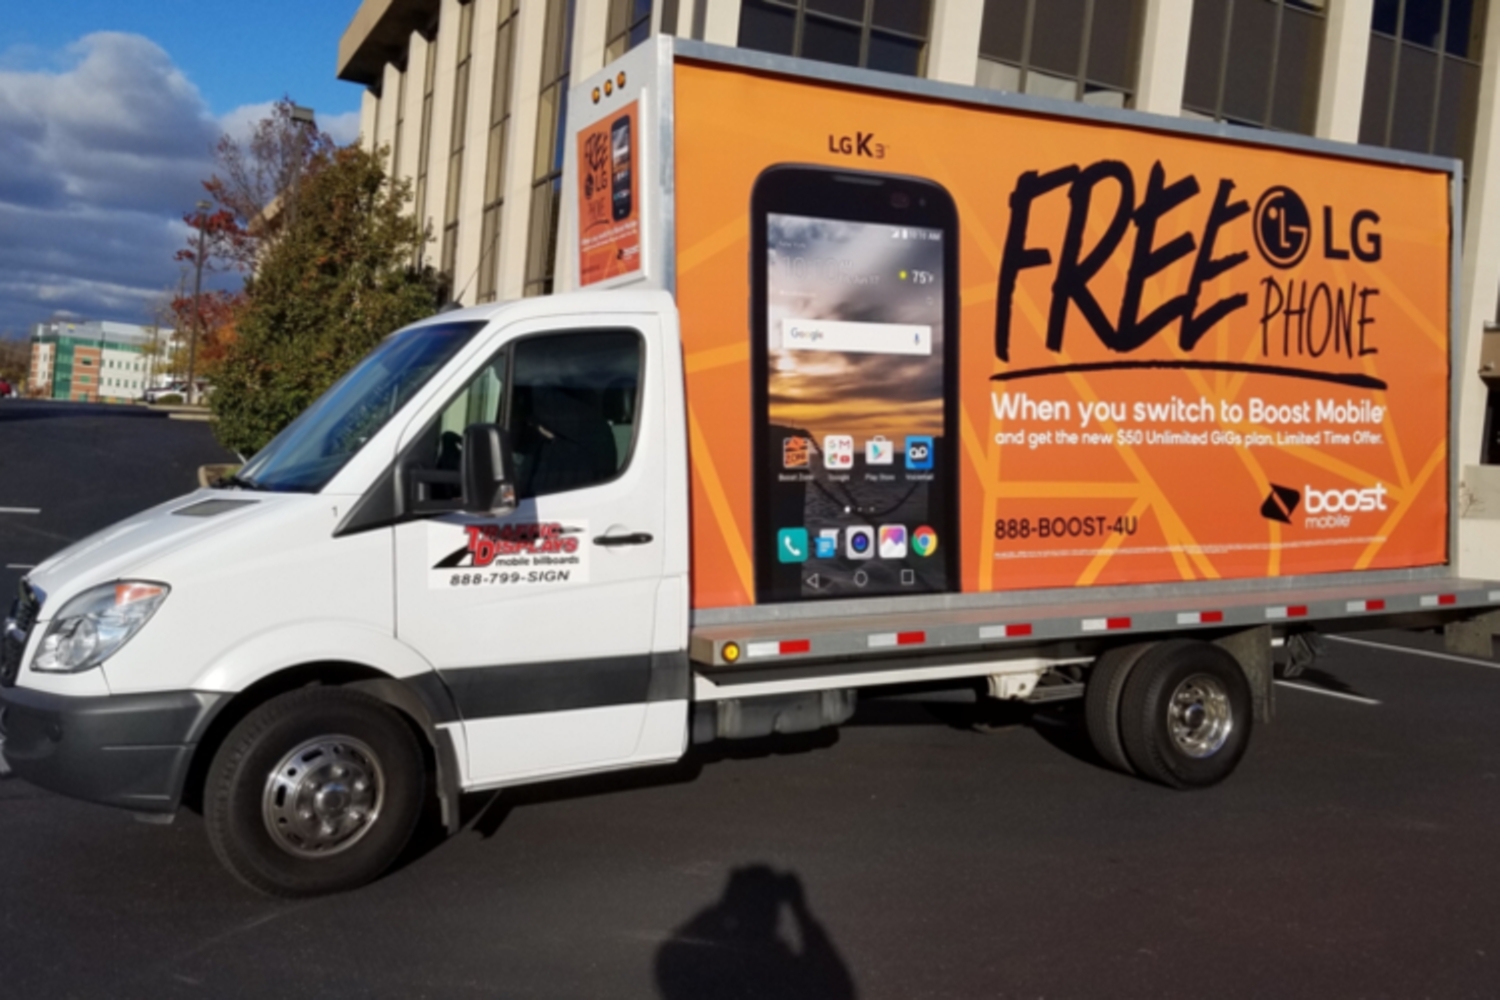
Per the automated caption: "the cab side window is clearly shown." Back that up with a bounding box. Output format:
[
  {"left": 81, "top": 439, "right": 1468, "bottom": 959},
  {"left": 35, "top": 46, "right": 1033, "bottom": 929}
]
[{"left": 509, "top": 330, "right": 641, "bottom": 498}]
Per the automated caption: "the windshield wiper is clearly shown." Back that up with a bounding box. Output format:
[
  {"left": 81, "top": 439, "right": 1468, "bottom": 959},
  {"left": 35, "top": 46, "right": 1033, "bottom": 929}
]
[{"left": 216, "top": 473, "right": 263, "bottom": 491}]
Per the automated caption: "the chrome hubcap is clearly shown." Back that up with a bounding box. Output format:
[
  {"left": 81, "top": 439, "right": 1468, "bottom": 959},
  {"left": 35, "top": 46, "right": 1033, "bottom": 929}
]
[
  {"left": 1166, "top": 673, "right": 1233, "bottom": 758},
  {"left": 263, "top": 736, "right": 384, "bottom": 858}
]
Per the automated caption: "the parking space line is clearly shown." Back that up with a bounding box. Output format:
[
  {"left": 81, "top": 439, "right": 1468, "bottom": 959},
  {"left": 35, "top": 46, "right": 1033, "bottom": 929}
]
[
  {"left": 0, "top": 507, "right": 40, "bottom": 514},
  {"left": 1327, "top": 634, "right": 1500, "bottom": 671},
  {"left": 1275, "top": 680, "right": 1381, "bottom": 705},
  {"left": 5, "top": 564, "right": 34, "bottom": 570}
]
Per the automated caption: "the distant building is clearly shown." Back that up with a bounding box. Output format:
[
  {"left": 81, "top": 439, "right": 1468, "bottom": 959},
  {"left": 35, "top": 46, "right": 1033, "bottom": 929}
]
[{"left": 27, "top": 320, "right": 173, "bottom": 402}]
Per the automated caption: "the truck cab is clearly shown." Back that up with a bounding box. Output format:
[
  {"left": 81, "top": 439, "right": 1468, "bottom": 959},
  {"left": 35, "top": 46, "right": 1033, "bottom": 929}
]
[{"left": 2, "top": 290, "right": 691, "bottom": 896}]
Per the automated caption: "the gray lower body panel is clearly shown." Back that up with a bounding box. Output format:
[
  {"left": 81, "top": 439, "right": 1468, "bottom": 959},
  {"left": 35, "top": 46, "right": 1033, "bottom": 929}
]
[{"left": 0, "top": 685, "right": 224, "bottom": 814}]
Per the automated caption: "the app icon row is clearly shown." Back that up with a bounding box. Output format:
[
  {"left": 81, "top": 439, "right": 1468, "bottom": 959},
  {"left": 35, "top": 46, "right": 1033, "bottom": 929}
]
[
  {"left": 778, "top": 525, "right": 939, "bottom": 563},
  {"left": 783, "top": 435, "right": 934, "bottom": 471}
]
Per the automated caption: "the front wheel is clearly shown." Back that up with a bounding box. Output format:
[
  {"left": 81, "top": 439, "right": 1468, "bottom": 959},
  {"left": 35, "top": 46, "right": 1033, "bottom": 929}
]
[
  {"left": 205, "top": 687, "right": 427, "bottom": 897},
  {"left": 1117, "top": 639, "right": 1253, "bottom": 789}
]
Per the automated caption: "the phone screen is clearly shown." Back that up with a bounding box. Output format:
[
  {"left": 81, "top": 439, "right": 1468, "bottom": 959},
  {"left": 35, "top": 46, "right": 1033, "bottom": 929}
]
[
  {"left": 610, "top": 117, "right": 632, "bottom": 221},
  {"left": 758, "top": 210, "right": 954, "bottom": 602}
]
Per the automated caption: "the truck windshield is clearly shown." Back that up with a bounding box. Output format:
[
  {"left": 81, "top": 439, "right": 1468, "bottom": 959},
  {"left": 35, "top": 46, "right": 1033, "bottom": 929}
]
[{"left": 232, "top": 320, "right": 487, "bottom": 493}]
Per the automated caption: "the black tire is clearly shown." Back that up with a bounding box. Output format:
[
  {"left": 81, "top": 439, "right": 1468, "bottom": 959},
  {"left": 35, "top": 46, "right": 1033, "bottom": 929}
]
[
  {"left": 1084, "top": 643, "right": 1153, "bottom": 774},
  {"left": 1118, "top": 639, "right": 1253, "bottom": 789},
  {"left": 205, "top": 687, "right": 427, "bottom": 897}
]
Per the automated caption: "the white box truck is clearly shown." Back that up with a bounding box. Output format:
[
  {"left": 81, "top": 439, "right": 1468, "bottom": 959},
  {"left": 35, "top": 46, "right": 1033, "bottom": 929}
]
[{"left": 3, "top": 40, "right": 1495, "bottom": 896}]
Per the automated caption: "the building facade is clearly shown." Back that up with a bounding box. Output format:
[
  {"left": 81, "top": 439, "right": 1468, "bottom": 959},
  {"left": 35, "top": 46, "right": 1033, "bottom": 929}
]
[
  {"left": 339, "top": 0, "right": 1500, "bottom": 575},
  {"left": 27, "top": 320, "right": 170, "bottom": 402}
]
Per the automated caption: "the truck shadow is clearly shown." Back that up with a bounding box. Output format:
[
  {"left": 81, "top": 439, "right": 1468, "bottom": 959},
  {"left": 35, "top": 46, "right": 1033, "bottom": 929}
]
[
  {"left": 447, "top": 727, "right": 841, "bottom": 844},
  {"left": 853, "top": 696, "right": 1102, "bottom": 770},
  {"left": 654, "top": 864, "right": 857, "bottom": 1000},
  {"left": 435, "top": 697, "right": 1104, "bottom": 856}
]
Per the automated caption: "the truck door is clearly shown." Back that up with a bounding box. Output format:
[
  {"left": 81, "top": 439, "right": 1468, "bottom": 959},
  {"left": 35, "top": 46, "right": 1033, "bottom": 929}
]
[{"left": 393, "top": 313, "right": 674, "bottom": 787}]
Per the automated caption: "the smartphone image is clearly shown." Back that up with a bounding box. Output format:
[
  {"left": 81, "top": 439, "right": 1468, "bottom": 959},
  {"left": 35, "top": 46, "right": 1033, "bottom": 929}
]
[
  {"left": 750, "top": 164, "right": 960, "bottom": 603},
  {"left": 610, "top": 115, "right": 633, "bottom": 222}
]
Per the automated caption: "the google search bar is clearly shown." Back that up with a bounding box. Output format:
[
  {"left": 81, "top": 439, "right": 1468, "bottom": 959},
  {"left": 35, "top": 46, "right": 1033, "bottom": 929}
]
[{"left": 779, "top": 318, "right": 932, "bottom": 356}]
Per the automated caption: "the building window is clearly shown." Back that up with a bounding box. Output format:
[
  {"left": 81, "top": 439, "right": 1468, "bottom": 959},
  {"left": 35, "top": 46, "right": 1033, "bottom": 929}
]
[
  {"left": 391, "top": 64, "right": 408, "bottom": 181},
  {"left": 525, "top": 0, "right": 577, "bottom": 298},
  {"left": 479, "top": 0, "right": 520, "bottom": 303},
  {"left": 414, "top": 37, "right": 439, "bottom": 266},
  {"left": 738, "top": 0, "right": 932, "bottom": 76},
  {"left": 606, "top": 0, "right": 653, "bottom": 61},
  {"left": 977, "top": 0, "right": 1143, "bottom": 107},
  {"left": 1361, "top": 0, "right": 1486, "bottom": 162},
  {"left": 442, "top": 2, "right": 476, "bottom": 283},
  {"left": 1183, "top": 0, "right": 1326, "bottom": 132}
]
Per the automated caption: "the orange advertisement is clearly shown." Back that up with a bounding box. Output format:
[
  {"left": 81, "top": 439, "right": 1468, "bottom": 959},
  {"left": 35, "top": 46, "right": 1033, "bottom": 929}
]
[
  {"left": 672, "top": 61, "right": 1451, "bottom": 609},
  {"left": 577, "top": 100, "right": 641, "bottom": 285}
]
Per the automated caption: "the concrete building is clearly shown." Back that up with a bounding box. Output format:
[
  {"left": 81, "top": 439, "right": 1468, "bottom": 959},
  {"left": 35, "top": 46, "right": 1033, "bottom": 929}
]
[
  {"left": 338, "top": 0, "right": 1500, "bottom": 575},
  {"left": 28, "top": 320, "right": 171, "bottom": 402}
]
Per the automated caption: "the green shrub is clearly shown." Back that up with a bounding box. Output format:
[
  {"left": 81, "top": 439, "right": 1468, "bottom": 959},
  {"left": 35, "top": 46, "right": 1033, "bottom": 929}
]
[{"left": 157, "top": 393, "right": 184, "bottom": 405}]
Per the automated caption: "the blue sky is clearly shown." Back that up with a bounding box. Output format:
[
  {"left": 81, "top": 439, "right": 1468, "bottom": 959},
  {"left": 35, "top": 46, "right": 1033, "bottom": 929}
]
[
  {"left": 0, "top": 1, "right": 364, "bottom": 121},
  {"left": 0, "top": 2, "right": 367, "bottom": 337}
]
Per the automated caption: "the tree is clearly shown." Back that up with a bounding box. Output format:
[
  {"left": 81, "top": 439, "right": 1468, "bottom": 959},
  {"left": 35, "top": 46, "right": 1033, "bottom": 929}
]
[
  {"left": 0, "top": 334, "right": 28, "bottom": 385},
  {"left": 207, "top": 97, "right": 338, "bottom": 269},
  {"left": 210, "top": 144, "right": 442, "bottom": 455}
]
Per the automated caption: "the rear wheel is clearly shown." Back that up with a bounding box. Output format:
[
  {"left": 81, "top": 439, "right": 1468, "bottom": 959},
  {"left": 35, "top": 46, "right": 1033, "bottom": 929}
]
[
  {"left": 1084, "top": 643, "right": 1152, "bottom": 774},
  {"left": 1118, "top": 639, "right": 1252, "bottom": 789},
  {"left": 205, "top": 687, "right": 427, "bottom": 897}
]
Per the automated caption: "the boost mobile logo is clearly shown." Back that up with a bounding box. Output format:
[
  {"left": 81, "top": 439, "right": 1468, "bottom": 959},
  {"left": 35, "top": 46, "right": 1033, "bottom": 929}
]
[
  {"left": 1260, "top": 484, "right": 1301, "bottom": 524},
  {"left": 1259, "top": 482, "right": 1388, "bottom": 527},
  {"left": 1305, "top": 482, "right": 1388, "bottom": 513}
]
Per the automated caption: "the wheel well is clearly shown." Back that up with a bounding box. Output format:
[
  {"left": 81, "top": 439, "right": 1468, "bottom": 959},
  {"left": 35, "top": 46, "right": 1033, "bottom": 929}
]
[{"left": 181, "top": 662, "right": 440, "bottom": 816}]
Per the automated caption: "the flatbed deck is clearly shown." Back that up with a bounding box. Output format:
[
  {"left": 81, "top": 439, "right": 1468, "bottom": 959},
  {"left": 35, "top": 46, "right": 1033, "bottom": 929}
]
[{"left": 688, "top": 577, "right": 1500, "bottom": 668}]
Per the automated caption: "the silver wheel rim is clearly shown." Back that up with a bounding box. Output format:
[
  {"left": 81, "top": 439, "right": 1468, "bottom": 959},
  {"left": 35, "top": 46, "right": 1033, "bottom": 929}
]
[
  {"left": 1166, "top": 673, "right": 1233, "bottom": 758},
  {"left": 262, "top": 736, "right": 384, "bottom": 858}
]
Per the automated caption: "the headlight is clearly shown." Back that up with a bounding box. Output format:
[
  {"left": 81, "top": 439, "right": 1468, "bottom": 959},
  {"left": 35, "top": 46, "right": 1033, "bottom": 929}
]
[{"left": 32, "top": 581, "right": 170, "bottom": 674}]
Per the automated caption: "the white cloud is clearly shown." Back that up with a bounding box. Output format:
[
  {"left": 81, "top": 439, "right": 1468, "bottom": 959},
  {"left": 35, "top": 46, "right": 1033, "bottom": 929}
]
[
  {"left": 0, "top": 33, "right": 235, "bottom": 333},
  {"left": 215, "top": 102, "right": 364, "bottom": 148},
  {"left": 321, "top": 109, "right": 362, "bottom": 147},
  {"left": 217, "top": 100, "right": 277, "bottom": 147}
]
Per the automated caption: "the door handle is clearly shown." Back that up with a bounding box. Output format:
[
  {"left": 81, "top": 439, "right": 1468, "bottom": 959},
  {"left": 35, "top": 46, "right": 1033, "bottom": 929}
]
[{"left": 593, "top": 531, "right": 654, "bottom": 546}]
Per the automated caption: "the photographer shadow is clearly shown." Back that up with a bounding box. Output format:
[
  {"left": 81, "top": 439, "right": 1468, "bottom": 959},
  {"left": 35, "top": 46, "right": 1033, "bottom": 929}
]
[{"left": 655, "top": 865, "right": 857, "bottom": 1000}]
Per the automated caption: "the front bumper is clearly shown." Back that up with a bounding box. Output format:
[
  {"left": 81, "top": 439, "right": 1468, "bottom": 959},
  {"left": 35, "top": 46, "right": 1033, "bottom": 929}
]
[{"left": 0, "top": 685, "right": 225, "bottom": 813}]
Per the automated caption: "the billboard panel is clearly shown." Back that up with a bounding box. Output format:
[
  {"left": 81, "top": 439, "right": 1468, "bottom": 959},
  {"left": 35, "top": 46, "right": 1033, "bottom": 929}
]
[{"left": 668, "top": 60, "right": 1450, "bottom": 609}]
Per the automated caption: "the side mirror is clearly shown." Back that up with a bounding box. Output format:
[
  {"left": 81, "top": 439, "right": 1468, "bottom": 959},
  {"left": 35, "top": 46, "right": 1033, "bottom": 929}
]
[{"left": 461, "top": 424, "right": 516, "bottom": 515}]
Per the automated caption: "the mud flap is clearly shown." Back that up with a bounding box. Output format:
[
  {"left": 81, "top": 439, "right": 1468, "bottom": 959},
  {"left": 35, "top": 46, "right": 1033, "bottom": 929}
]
[{"left": 1215, "top": 626, "right": 1274, "bottom": 724}]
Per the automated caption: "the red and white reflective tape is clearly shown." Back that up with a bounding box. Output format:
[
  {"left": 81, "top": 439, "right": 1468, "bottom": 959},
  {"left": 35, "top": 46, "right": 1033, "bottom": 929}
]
[
  {"left": 869, "top": 630, "right": 926, "bottom": 649},
  {"left": 1265, "top": 605, "right": 1309, "bottom": 620},
  {"left": 1419, "top": 593, "right": 1457, "bottom": 608},
  {"left": 1081, "top": 616, "right": 1131, "bottom": 632},
  {"left": 1345, "top": 599, "right": 1386, "bottom": 613},
  {"left": 978, "top": 622, "right": 1034, "bottom": 640},
  {"left": 1176, "top": 610, "right": 1224, "bottom": 625},
  {"left": 745, "top": 639, "right": 810, "bottom": 659}
]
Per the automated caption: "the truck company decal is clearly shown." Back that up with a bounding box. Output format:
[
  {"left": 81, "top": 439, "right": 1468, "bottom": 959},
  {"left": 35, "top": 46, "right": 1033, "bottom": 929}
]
[
  {"left": 664, "top": 62, "right": 1449, "bottom": 607},
  {"left": 428, "top": 521, "right": 590, "bottom": 590}
]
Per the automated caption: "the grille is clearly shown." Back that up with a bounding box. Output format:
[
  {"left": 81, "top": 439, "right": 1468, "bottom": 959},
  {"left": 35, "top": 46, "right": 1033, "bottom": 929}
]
[{"left": 2, "top": 578, "right": 41, "bottom": 687}]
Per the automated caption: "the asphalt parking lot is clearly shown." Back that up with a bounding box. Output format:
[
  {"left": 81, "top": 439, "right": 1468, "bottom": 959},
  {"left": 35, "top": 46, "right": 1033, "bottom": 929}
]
[
  {"left": 0, "top": 399, "right": 234, "bottom": 601},
  {"left": 3, "top": 399, "right": 1500, "bottom": 999}
]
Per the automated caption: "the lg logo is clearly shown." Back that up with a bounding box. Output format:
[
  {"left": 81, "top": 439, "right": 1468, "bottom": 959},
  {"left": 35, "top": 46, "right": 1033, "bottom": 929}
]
[
  {"left": 1253, "top": 186, "right": 1383, "bottom": 270},
  {"left": 1254, "top": 187, "right": 1311, "bottom": 268}
]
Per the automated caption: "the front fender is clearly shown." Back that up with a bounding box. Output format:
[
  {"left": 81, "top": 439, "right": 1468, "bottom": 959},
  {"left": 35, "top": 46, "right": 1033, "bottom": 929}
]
[{"left": 130, "top": 621, "right": 437, "bottom": 695}]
